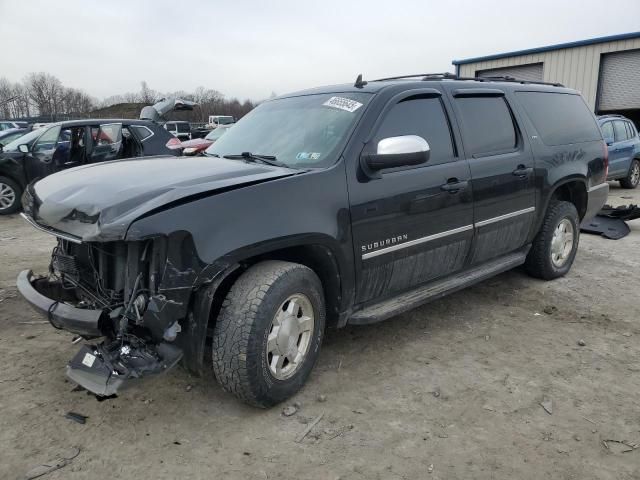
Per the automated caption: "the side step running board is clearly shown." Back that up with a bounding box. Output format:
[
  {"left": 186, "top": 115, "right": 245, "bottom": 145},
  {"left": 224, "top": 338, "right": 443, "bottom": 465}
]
[{"left": 349, "top": 248, "right": 529, "bottom": 325}]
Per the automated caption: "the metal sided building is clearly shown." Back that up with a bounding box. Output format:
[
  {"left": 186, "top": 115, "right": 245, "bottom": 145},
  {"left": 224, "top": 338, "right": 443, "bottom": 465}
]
[{"left": 452, "top": 32, "right": 640, "bottom": 126}]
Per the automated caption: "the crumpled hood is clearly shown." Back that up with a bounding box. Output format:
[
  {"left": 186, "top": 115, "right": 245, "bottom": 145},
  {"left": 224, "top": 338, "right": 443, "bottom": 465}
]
[{"left": 26, "top": 155, "right": 296, "bottom": 241}]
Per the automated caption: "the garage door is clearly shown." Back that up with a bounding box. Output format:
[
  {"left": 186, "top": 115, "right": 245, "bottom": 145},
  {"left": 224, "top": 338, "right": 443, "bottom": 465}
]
[
  {"left": 476, "top": 63, "right": 544, "bottom": 82},
  {"left": 598, "top": 49, "right": 640, "bottom": 110}
]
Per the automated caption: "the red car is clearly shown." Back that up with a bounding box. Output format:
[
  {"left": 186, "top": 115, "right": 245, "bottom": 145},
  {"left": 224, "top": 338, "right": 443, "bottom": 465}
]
[{"left": 181, "top": 125, "right": 231, "bottom": 156}]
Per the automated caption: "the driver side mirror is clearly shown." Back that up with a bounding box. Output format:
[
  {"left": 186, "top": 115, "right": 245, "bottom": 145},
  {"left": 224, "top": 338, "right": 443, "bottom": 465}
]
[
  {"left": 361, "top": 135, "right": 430, "bottom": 178},
  {"left": 605, "top": 137, "right": 614, "bottom": 146},
  {"left": 18, "top": 144, "right": 29, "bottom": 153}
]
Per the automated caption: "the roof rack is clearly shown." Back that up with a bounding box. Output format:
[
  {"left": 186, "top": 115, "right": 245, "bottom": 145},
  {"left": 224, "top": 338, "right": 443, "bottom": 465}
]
[
  {"left": 597, "top": 113, "right": 625, "bottom": 118},
  {"left": 370, "top": 72, "right": 564, "bottom": 87}
]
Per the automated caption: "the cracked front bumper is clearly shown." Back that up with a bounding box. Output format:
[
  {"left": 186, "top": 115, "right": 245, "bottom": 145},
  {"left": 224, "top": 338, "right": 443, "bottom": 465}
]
[{"left": 16, "top": 270, "right": 104, "bottom": 337}]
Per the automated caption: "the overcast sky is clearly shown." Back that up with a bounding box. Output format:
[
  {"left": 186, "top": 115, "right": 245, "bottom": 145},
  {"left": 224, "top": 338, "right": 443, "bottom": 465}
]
[{"left": 1, "top": 0, "right": 639, "bottom": 102}]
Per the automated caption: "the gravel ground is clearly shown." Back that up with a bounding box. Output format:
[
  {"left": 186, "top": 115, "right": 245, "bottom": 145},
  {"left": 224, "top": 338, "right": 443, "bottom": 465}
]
[{"left": 0, "top": 183, "right": 639, "bottom": 480}]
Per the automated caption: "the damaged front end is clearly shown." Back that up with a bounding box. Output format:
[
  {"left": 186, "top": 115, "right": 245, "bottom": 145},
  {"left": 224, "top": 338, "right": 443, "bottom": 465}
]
[{"left": 17, "top": 234, "right": 198, "bottom": 396}]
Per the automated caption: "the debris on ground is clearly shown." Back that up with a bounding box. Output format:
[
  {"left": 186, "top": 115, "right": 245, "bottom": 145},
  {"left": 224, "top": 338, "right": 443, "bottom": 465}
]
[
  {"left": 296, "top": 412, "right": 324, "bottom": 443},
  {"left": 317, "top": 394, "right": 327, "bottom": 403},
  {"left": 64, "top": 412, "right": 88, "bottom": 424},
  {"left": 543, "top": 305, "right": 557, "bottom": 315},
  {"left": 577, "top": 339, "right": 586, "bottom": 346},
  {"left": 427, "top": 464, "right": 434, "bottom": 474},
  {"left": 540, "top": 397, "right": 553, "bottom": 415},
  {"left": 432, "top": 389, "right": 441, "bottom": 398},
  {"left": 282, "top": 405, "right": 298, "bottom": 417},
  {"left": 352, "top": 408, "right": 365, "bottom": 414},
  {"left": 185, "top": 385, "right": 192, "bottom": 392},
  {"left": 602, "top": 439, "right": 639, "bottom": 453},
  {"left": 24, "top": 446, "right": 80, "bottom": 479}
]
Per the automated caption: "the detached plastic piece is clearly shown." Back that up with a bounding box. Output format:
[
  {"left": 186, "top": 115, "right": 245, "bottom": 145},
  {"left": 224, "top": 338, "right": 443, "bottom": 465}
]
[{"left": 66, "top": 341, "right": 183, "bottom": 397}]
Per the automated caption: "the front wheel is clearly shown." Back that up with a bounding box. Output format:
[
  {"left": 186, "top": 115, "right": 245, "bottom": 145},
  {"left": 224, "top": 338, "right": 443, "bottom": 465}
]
[
  {"left": 211, "top": 260, "right": 325, "bottom": 407},
  {"left": 525, "top": 201, "right": 579, "bottom": 280},
  {"left": 620, "top": 159, "right": 640, "bottom": 189}
]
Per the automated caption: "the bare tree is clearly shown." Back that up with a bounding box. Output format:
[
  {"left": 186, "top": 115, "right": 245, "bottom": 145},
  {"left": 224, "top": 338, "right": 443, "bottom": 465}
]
[{"left": 140, "top": 81, "right": 158, "bottom": 104}]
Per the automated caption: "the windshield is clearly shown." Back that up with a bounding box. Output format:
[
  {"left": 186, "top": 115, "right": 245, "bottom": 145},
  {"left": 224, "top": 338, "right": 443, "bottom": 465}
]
[
  {"left": 205, "top": 126, "right": 230, "bottom": 141},
  {"left": 2, "top": 128, "right": 44, "bottom": 152},
  {"left": 217, "top": 116, "right": 234, "bottom": 125},
  {"left": 176, "top": 123, "right": 190, "bottom": 133},
  {"left": 205, "top": 93, "right": 371, "bottom": 168}
]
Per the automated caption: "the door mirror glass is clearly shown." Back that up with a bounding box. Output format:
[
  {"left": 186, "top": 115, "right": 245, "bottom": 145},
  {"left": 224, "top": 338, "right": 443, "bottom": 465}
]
[
  {"left": 18, "top": 144, "right": 29, "bottom": 153},
  {"left": 363, "top": 135, "right": 430, "bottom": 173}
]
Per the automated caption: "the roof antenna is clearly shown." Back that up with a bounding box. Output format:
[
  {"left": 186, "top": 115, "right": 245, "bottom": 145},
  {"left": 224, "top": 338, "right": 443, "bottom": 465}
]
[{"left": 354, "top": 74, "right": 368, "bottom": 88}]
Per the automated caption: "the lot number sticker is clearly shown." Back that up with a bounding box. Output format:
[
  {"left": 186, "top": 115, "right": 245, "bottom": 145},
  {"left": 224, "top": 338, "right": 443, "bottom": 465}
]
[{"left": 323, "top": 97, "right": 363, "bottom": 113}]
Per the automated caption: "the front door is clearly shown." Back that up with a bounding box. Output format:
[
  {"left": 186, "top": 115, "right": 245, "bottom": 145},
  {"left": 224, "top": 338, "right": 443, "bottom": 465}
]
[
  {"left": 24, "top": 124, "right": 62, "bottom": 182},
  {"left": 449, "top": 89, "right": 536, "bottom": 264},
  {"left": 348, "top": 90, "right": 474, "bottom": 304}
]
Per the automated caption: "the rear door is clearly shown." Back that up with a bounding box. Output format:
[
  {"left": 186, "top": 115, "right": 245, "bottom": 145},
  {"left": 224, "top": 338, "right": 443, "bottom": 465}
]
[
  {"left": 449, "top": 88, "right": 536, "bottom": 264},
  {"left": 89, "top": 123, "right": 122, "bottom": 163},
  {"left": 610, "top": 120, "right": 633, "bottom": 176},
  {"left": 348, "top": 89, "right": 474, "bottom": 304}
]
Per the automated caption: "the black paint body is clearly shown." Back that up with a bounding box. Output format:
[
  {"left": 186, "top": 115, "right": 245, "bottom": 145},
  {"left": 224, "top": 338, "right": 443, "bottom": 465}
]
[{"left": 19, "top": 79, "right": 609, "bottom": 374}]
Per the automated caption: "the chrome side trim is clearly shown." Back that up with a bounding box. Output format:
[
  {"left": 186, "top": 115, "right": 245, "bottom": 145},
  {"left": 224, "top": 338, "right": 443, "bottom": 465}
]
[
  {"left": 475, "top": 206, "right": 535, "bottom": 228},
  {"left": 20, "top": 213, "right": 82, "bottom": 244},
  {"left": 588, "top": 182, "right": 608, "bottom": 193},
  {"left": 362, "top": 224, "right": 473, "bottom": 260}
]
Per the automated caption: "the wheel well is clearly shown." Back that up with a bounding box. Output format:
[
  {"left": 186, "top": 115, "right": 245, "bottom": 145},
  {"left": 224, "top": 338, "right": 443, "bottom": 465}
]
[
  {"left": 206, "top": 244, "right": 342, "bottom": 331},
  {"left": 552, "top": 181, "right": 588, "bottom": 220}
]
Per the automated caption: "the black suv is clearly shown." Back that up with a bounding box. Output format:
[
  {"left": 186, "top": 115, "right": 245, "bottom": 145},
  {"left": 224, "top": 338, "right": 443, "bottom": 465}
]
[
  {"left": 17, "top": 74, "right": 608, "bottom": 407},
  {"left": 0, "top": 119, "right": 181, "bottom": 214}
]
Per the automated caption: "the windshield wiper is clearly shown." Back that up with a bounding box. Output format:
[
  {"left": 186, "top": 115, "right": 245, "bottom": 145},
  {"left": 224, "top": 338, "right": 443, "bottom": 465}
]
[
  {"left": 223, "top": 152, "right": 286, "bottom": 167},
  {"left": 203, "top": 152, "right": 220, "bottom": 157}
]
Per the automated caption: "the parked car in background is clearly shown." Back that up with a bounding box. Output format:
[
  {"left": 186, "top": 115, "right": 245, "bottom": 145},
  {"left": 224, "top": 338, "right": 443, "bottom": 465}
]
[
  {"left": 181, "top": 124, "right": 231, "bottom": 155},
  {"left": 164, "top": 121, "right": 191, "bottom": 141},
  {"left": 0, "top": 128, "right": 28, "bottom": 148},
  {"left": 599, "top": 114, "right": 640, "bottom": 188},
  {"left": 0, "top": 121, "right": 29, "bottom": 131},
  {"left": 16, "top": 75, "right": 608, "bottom": 407},
  {"left": 0, "top": 119, "right": 181, "bottom": 214},
  {"left": 207, "top": 115, "right": 235, "bottom": 128}
]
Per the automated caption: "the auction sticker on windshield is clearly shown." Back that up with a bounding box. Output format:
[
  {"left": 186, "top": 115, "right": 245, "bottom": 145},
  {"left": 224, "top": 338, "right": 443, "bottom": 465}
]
[{"left": 323, "top": 97, "right": 363, "bottom": 113}]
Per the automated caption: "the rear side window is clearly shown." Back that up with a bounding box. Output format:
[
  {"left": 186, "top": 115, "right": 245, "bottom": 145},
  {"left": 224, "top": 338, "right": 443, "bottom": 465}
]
[
  {"left": 601, "top": 121, "right": 614, "bottom": 141},
  {"left": 375, "top": 96, "right": 455, "bottom": 164},
  {"left": 624, "top": 122, "right": 635, "bottom": 140},
  {"left": 130, "top": 125, "right": 153, "bottom": 141},
  {"left": 515, "top": 92, "right": 601, "bottom": 146},
  {"left": 455, "top": 97, "right": 517, "bottom": 156},
  {"left": 613, "top": 121, "right": 627, "bottom": 142}
]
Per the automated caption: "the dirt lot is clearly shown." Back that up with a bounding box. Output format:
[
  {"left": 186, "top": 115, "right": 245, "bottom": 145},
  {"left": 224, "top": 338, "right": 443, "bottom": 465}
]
[{"left": 1, "top": 184, "right": 639, "bottom": 480}]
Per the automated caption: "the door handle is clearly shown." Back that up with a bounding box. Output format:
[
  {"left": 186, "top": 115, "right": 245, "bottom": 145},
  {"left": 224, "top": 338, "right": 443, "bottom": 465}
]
[
  {"left": 512, "top": 165, "right": 532, "bottom": 178},
  {"left": 440, "top": 179, "right": 468, "bottom": 193}
]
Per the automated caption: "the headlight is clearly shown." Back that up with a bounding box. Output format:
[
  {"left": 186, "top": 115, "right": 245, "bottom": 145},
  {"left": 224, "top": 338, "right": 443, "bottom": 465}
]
[{"left": 183, "top": 147, "right": 198, "bottom": 155}]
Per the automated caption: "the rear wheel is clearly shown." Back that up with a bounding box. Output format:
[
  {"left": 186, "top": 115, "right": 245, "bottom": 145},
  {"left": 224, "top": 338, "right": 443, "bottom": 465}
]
[
  {"left": 0, "top": 176, "right": 22, "bottom": 215},
  {"left": 620, "top": 159, "right": 640, "bottom": 189},
  {"left": 525, "top": 201, "right": 579, "bottom": 280},
  {"left": 211, "top": 260, "right": 325, "bottom": 407}
]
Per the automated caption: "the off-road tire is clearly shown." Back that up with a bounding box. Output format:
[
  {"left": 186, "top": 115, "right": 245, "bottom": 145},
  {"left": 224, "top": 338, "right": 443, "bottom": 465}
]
[
  {"left": 0, "top": 176, "right": 22, "bottom": 215},
  {"left": 619, "top": 159, "right": 640, "bottom": 189},
  {"left": 211, "top": 260, "right": 325, "bottom": 407},
  {"left": 525, "top": 201, "right": 579, "bottom": 280}
]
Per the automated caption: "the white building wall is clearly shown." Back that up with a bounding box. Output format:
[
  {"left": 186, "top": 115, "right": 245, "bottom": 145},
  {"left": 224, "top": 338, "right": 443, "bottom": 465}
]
[{"left": 456, "top": 38, "right": 640, "bottom": 110}]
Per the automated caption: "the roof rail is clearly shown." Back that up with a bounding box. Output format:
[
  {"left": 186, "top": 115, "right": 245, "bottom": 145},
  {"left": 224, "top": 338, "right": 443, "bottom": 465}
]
[
  {"left": 598, "top": 113, "right": 624, "bottom": 118},
  {"left": 369, "top": 72, "right": 564, "bottom": 87}
]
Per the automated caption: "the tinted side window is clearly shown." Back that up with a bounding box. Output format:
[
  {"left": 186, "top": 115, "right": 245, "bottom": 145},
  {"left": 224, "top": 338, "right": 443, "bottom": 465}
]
[
  {"left": 375, "top": 96, "right": 454, "bottom": 164},
  {"left": 455, "top": 96, "right": 516, "bottom": 156},
  {"left": 131, "top": 125, "right": 153, "bottom": 141},
  {"left": 601, "top": 121, "right": 614, "bottom": 141},
  {"left": 515, "top": 92, "right": 601, "bottom": 146},
  {"left": 613, "top": 121, "right": 627, "bottom": 142},
  {"left": 624, "top": 122, "right": 634, "bottom": 140}
]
